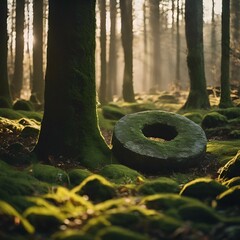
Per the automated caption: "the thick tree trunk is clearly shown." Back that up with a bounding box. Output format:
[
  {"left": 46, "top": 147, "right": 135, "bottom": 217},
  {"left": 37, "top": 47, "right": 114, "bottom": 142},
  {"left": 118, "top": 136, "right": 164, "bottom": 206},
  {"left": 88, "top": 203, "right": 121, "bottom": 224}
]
[
  {"left": 219, "top": 0, "right": 233, "bottom": 108},
  {"left": 32, "top": 0, "right": 44, "bottom": 103},
  {"left": 99, "top": 0, "right": 107, "bottom": 104},
  {"left": 182, "top": 0, "right": 210, "bottom": 109},
  {"left": 120, "top": 0, "right": 135, "bottom": 102},
  {"left": 34, "top": 0, "right": 111, "bottom": 169},
  {"left": 12, "top": 0, "right": 25, "bottom": 99},
  {"left": 0, "top": 0, "right": 12, "bottom": 103}
]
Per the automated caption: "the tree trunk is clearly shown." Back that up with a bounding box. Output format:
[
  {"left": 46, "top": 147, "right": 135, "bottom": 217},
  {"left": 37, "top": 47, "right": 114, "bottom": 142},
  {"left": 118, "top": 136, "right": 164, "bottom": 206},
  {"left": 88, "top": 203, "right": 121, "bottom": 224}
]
[
  {"left": 219, "top": 0, "right": 233, "bottom": 108},
  {"left": 12, "top": 0, "right": 25, "bottom": 99},
  {"left": 34, "top": 0, "right": 111, "bottom": 169},
  {"left": 99, "top": 0, "right": 107, "bottom": 104},
  {"left": 0, "top": 0, "right": 12, "bottom": 103},
  {"left": 32, "top": 0, "right": 44, "bottom": 103},
  {"left": 182, "top": 0, "right": 210, "bottom": 109},
  {"left": 120, "top": 0, "right": 135, "bottom": 102}
]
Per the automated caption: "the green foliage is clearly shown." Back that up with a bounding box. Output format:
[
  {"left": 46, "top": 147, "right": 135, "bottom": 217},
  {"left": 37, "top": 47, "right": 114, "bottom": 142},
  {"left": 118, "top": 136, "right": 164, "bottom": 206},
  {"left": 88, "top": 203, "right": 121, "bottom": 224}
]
[
  {"left": 100, "top": 164, "right": 144, "bottom": 184},
  {"left": 137, "top": 177, "right": 180, "bottom": 195},
  {"left": 202, "top": 112, "right": 228, "bottom": 129}
]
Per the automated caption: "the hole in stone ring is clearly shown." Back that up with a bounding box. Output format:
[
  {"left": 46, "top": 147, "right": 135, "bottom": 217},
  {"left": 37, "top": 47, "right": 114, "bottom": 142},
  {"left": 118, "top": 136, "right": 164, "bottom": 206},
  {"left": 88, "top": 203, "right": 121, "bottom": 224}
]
[{"left": 142, "top": 123, "right": 178, "bottom": 142}]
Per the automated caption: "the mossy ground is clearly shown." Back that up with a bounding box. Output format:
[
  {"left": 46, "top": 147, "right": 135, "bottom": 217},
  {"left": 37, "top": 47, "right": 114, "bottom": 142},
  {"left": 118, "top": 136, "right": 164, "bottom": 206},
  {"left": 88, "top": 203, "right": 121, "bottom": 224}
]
[{"left": 1, "top": 93, "right": 240, "bottom": 239}]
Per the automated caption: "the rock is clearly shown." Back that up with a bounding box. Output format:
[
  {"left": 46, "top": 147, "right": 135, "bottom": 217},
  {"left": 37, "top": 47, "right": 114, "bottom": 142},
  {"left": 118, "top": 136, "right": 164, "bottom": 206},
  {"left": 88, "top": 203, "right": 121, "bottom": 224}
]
[
  {"left": 13, "top": 99, "right": 34, "bottom": 111},
  {"left": 183, "top": 112, "right": 203, "bottom": 124},
  {"left": 201, "top": 112, "right": 228, "bottom": 129},
  {"left": 20, "top": 126, "right": 40, "bottom": 138},
  {"left": 216, "top": 185, "right": 240, "bottom": 207},
  {"left": 112, "top": 110, "right": 207, "bottom": 173},
  {"left": 102, "top": 105, "right": 125, "bottom": 120},
  {"left": 68, "top": 168, "right": 92, "bottom": 186},
  {"left": 216, "top": 107, "right": 240, "bottom": 120}
]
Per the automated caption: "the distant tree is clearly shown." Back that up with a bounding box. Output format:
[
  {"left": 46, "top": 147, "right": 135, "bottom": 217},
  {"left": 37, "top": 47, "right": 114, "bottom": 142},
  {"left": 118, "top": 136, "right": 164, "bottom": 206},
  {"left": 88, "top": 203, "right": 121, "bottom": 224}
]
[
  {"left": 34, "top": 0, "right": 111, "bottom": 169},
  {"left": 149, "top": 0, "right": 160, "bottom": 90},
  {"left": 219, "top": 0, "right": 233, "bottom": 108},
  {"left": 120, "top": 0, "right": 135, "bottom": 102},
  {"left": 12, "top": 0, "right": 25, "bottom": 99},
  {"left": 32, "top": 0, "right": 44, "bottom": 103},
  {"left": 107, "top": 0, "right": 117, "bottom": 100},
  {"left": 0, "top": 0, "right": 12, "bottom": 103},
  {"left": 182, "top": 0, "right": 210, "bottom": 109},
  {"left": 99, "top": 0, "right": 107, "bottom": 104}
]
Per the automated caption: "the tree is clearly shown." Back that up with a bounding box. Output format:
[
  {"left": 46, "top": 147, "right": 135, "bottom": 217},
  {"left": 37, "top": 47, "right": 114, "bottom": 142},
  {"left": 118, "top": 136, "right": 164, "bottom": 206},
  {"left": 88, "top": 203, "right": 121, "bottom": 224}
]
[
  {"left": 0, "top": 0, "right": 12, "bottom": 103},
  {"left": 182, "top": 0, "right": 210, "bottom": 109},
  {"left": 219, "top": 0, "right": 233, "bottom": 108},
  {"left": 32, "top": 0, "right": 44, "bottom": 103},
  {"left": 34, "top": 0, "right": 111, "bottom": 169},
  {"left": 98, "top": 0, "right": 107, "bottom": 104},
  {"left": 12, "top": 0, "right": 25, "bottom": 99},
  {"left": 120, "top": 0, "right": 135, "bottom": 102}
]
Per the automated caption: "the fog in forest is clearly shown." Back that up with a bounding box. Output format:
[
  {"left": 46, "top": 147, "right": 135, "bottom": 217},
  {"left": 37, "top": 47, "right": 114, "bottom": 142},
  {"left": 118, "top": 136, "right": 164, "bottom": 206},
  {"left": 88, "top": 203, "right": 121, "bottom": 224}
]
[{"left": 6, "top": 0, "right": 240, "bottom": 100}]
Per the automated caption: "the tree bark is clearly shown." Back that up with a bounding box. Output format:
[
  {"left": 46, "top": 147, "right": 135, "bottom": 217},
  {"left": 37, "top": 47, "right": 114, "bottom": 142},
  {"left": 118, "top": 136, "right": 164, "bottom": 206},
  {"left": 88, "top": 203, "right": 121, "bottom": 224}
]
[
  {"left": 120, "top": 0, "right": 135, "bottom": 102},
  {"left": 182, "top": 0, "right": 210, "bottom": 109},
  {"left": 0, "top": 0, "right": 12, "bottom": 103},
  {"left": 219, "top": 0, "right": 233, "bottom": 108},
  {"left": 34, "top": 0, "right": 111, "bottom": 169}
]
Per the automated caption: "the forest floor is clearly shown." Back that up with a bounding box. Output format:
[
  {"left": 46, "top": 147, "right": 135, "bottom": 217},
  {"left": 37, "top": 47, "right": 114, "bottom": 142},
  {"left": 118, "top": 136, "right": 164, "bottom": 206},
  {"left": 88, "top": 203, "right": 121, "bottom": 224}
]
[{"left": 1, "top": 90, "right": 240, "bottom": 239}]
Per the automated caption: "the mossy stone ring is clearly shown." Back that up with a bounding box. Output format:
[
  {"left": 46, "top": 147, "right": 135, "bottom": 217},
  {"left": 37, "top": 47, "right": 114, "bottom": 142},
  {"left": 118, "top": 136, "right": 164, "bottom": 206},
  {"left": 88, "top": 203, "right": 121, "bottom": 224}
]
[{"left": 112, "top": 110, "right": 207, "bottom": 173}]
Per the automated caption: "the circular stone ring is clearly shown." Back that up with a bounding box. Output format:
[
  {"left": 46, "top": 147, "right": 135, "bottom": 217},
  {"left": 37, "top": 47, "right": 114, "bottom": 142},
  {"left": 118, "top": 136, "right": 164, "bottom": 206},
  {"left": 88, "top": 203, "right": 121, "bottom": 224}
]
[{"left": 112, "top": 110, "right": 207, "bottom": 173}]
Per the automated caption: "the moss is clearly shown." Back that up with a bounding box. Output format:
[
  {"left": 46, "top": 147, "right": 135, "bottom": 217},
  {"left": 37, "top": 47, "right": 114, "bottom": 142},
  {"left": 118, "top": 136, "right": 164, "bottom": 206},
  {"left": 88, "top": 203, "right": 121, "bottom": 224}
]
[
  {"left": 229, "top": 129, "right": 240, "bottom": 138},
  {"left": 207, "top": 140, "right": 240, "bottom": 165},
  {"left": 0, "top": 108, "right": 24, "bottom": 119},
  {"left": 223, "top": 177, "right": 240, "bottom": 188},
  {"left": 20, "top": 126, "right": 40, "bottom": 138},
  {"left": 68, "top": 168, "right": 92, "bottom": 186},
  {"left": 17, "top": 110, "right": 43, "bottom": 122},
  {"left": 183, "top": 112, "right": 203, "bottom": 124},
  {"left": 97, "top": 108, "right": 116, "bottom": 131},
  {"left": 216, "top": 185, "right": 240, "bottom": 207},
  {"left": 99, "top": 164, "right": 144, "bottom": 184},
  {"left": 52, "top": 230, "right": 92, "bottom": 240},
  {"left": 0, "top": 96, "right": 12, "bottom": 108},
  {"left": 158, "top": 94, "right": 179, "bottom": 104},
  {"left": 214, "top": 225, "right": 240, "bottom": 240},
  {"left": 201, "top": 112, "right": 228, "bottom": 129},
  {"left": 137, "top": 177, "right": 180, "bottom": 195},
  {"left": 96, "top": 226, "right": 149, "bottom": 240},
  {"left": 218, "top": 150, "right": 240, "bottom": 180},
  {"left": 28, "top": 164, "right": 70, "bottom": 186},
  {"left": 72, "top": 175, "right": 116, "bottom": 203},
  {"left": 180, "top": 178, "right": 227, "bottom": 200},
  {"left": 18, "top": 117, "right": 40, "bottom": 126},
  {"left": 13, "top": 99, "right": 34, "bottom": 111},
  {"left": 216, "top": 107, "right": 240, "bottom": 119},
  {"left": 102, "top": 105, "right": 126, "bottom": 120}
]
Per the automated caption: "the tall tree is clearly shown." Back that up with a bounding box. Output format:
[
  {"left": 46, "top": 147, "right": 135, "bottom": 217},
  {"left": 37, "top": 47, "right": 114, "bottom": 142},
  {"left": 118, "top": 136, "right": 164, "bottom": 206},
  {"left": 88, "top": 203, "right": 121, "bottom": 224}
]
[
  {"left": 0, "top": 0, "right": 12, "bottom": 103},
  {"left": 182, "top": 0, "right": 210, "bottom": 109},
  {"left": 98, "top": 0, "right": 107, "bottom": 104},
  {"left": 149, "top": 0, "right": 160, "bottom": 91},
  {"left": 107, "top": 0, "right": 117, "bottom": 100},
  {"left": 12, "top": 0, "right": 25, "bottom": 99},
  {"left": 120, "top": 0, "right": 135, "bottom": 102},
  {"left": 219, "top": 0, "right": 233, "bottom": 108},
  {"left": 34, "top": 0, "right": 111, "bottom": 169},
  {"left": 32, "top": 0, "right": 44, "bottom": 103}
]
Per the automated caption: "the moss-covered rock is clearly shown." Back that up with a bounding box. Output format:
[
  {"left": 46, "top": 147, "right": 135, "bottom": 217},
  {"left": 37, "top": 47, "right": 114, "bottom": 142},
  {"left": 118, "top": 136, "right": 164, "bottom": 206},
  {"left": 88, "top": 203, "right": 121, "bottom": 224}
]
[
  {"left": 201, "top": 112, "right": 228, "bottom": 129},
  {"left": 0, "top": 108, "right": 24, "bottom": 119},
  {"left": 99, "top": 164, "right": 144, "bottom": 184},
  {"left": 28, "top": 164, "right": 70, "bottom": 185},
  {"left": 96, "top": 226, "right": 149, "bottom": 240},
  {"left": 0, "top": 97, "right": 12, "bottom": 108},
  {"left": 102, "top": 105, "right": 125, "bottom": 120},
  {"left": 180, "top": 178, "right": 227, "bottom": 200},
  {"left": 216, "top": 107, "right": 240, "bottom": 119},
  {"left": 137, "top": 177, "right": 180, "bottom": 195},
  {"left": 17, "top": 110, "right": 43, "bottom": 122},
  {"left": 13, "top": 100, "right": 34, "bottom": 111},
  {"left": 183, "top": 112, "right": 203, "bottom": 124},
  {"left": 218, "top": 151, "right": 240, "bottom": 180},
  {"left": 216, "top": 185, "right": 240, "bottom": 207},
  {"left": 68, "top": 168, "right": 92, "bottom": 186},
  {"left": 112, "top": 110, "right": 207, "bottom": 173},
  {"left": 20, "top": 126, "right": 40, "bottom": 138},
  {"left": 52, "top": 230, "right": 92, "bottom": 240},
  {"left": 223, "top": 177, "right": 240, "bottom": 188},
  {"left": 72, "top": 175, "right": 116, "bottom": 203}
]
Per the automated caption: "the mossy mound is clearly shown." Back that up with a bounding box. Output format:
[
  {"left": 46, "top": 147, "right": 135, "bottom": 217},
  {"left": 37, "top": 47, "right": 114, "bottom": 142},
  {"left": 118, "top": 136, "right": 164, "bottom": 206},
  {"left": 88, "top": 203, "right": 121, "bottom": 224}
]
[
  {"left": 72, "top": 175, "right": 116, "bottom": 203},
  {"left": 223, "top": 177, "right": 240, "bottom": 188},
  {"left": 0, "top": 108, "right": 24, "bottom": 119},
  {"left": 216, "top": 185, "right": 240, "bottom": 207},
  {"left": 137, "top": 177, "right": 180, "bottom": 195},
  {"left": 102, "top": 105, "right": 125, "bottom": 120},
  {"left": 216, "top": 107, "right": 240, "bottom": 119},
  {"left": 17, "top": 110, "right": 43, "bottom": 122},
  {"left": 13, "top": 99, "right": 34, "bottom": 111},
  {"left": 218, "top": 151, "right": 240, "bottom": 180},
  {"left": 158, "top": 94, "right": 179, "bottom": 104},
  {"left": 0, "top": 97, "right": 12, "bottom": 108},
  {"left": 68, "top": 168, "right": 92, "bottom": 186},
  {"left": 20, "top": 126, "right": 40, "bottom": 138},
  {"left": 183, "top": 112, "right": 203, "bottom": 124},
  {"left": 99, "top": 164, "right": 144, "bottom": 184},
  {"left": 180, "top": 178, "right": 227, "bottom": 200},
  {"left": 52, "top": 230, "right": 92, "bottom": 240},
  {"left": 96, "top": 226, "right": 148, "bottom": 240},
  {"left": 201, "top": 112, "right": 228, "bottom": 129},
  {"left": 27, "top": 164, "right": 69, "bottom": 185}
]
